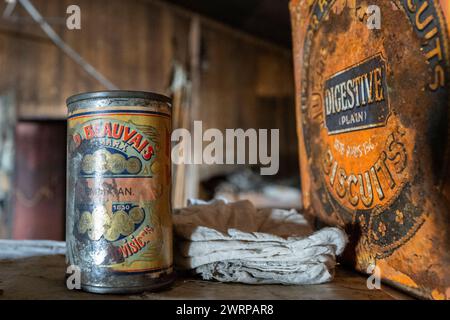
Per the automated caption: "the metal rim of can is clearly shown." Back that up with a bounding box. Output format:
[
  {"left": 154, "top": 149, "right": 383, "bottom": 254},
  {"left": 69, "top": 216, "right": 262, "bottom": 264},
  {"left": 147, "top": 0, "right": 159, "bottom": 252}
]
[{"left": 66, "top": 90, "right": 172, "bottom": 106}]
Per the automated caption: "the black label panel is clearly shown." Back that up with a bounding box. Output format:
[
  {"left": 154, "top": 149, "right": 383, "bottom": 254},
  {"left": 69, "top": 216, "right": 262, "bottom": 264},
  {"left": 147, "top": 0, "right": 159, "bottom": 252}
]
[{"left": 323, "top": 54, "right": 390, "bottom": 135}]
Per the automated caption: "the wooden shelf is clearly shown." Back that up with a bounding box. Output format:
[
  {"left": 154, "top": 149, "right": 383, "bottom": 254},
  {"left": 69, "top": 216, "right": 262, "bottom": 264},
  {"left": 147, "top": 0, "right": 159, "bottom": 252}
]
[{"left": 0, "top": 254, "right": 411, "bottom": 300}]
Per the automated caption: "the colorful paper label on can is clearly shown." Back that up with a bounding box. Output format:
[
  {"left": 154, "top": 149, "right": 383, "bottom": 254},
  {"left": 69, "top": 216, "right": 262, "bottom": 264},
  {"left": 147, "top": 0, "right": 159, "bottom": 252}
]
[{"left": 67, "top": 107, "right": 172, "bottom": 274}]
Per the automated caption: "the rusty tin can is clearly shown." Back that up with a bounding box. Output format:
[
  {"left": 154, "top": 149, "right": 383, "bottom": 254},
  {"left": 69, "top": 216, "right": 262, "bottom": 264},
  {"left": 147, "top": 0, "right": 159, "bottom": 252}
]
[
  {"left": 290, "top": 0, "right": 450, "bottom": 299},
  {"left": 66, "top": 91, "right": 174, "bottom": 294}
]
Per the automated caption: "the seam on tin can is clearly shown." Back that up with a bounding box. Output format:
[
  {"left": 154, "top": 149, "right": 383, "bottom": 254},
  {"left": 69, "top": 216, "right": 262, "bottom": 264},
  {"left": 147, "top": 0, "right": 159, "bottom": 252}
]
[
  {"left": 66, "top": 90, "right": 172, "bottom": 106},
  {"left": 67, "top": 109, "right": 171, "bottom": 120}
]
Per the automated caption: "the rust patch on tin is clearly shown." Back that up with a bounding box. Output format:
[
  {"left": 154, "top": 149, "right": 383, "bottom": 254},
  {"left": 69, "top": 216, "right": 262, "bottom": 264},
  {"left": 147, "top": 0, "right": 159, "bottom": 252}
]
[{"left": 290, "top": 0, "right": 450, "bottom": 299}]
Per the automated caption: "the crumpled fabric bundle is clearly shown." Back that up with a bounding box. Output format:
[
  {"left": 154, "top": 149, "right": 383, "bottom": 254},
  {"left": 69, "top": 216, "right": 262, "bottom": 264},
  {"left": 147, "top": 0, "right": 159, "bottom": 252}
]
[{"left": 173, "top": 199, "right": 348, "bottom": 285}]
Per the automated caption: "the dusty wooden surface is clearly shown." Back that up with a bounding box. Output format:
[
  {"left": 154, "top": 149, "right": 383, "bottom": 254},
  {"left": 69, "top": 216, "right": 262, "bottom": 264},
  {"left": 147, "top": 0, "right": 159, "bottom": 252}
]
[{"left": 0, "top": 254, "right": 411, "bottom": 300}]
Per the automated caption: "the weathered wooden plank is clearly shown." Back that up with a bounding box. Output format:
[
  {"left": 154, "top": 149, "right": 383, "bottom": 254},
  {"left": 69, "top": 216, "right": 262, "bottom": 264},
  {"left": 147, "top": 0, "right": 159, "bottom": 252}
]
[
  {"left": 0, "top": 0, "right": 293, "bottom": 120},
  {"left": 0, "top": 253, "right": 411, "bottom": 300}
]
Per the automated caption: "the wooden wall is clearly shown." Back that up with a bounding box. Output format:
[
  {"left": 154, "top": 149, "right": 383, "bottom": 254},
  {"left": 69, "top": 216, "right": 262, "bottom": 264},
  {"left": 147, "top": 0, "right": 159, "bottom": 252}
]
[{"left": 0, "top": 0, "right": 297, "bottom": 181}]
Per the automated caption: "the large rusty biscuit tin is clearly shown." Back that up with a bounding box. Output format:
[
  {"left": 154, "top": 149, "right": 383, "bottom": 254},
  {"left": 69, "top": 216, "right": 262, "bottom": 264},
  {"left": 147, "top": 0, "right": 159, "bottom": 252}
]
[
  {"left": 290, "top": 0, "right": 450, "bottom": 299},
  {"left": 66, "top": 91, "right": 174, "bottom": 294}
]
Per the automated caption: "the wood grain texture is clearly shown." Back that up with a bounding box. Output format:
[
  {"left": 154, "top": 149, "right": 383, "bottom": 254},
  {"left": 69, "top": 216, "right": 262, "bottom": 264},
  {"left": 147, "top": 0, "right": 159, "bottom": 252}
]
[
  {"left": 0, "top": 0, "right": 188, "bottom": 118},
  {"left": 0, "top": 254, "right": 411, "bottom": 300},
  {"left": 0, "top": 0, "right": 293, "bottom": 117}
]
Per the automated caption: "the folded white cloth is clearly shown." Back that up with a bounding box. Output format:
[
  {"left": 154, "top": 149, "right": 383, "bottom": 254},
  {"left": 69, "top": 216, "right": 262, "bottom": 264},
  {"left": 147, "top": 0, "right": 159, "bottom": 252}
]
[{"left": 173, "top": 199, "right": 348, "bottom": 285}]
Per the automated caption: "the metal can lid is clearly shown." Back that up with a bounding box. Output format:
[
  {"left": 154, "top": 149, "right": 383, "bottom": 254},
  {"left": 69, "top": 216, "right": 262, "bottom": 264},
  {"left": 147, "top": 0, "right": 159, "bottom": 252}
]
[{"left": 66, "top": 90, "right": 171, "bottom": 106}]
